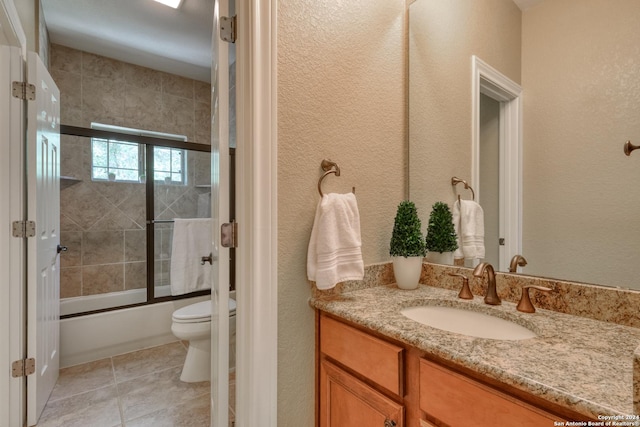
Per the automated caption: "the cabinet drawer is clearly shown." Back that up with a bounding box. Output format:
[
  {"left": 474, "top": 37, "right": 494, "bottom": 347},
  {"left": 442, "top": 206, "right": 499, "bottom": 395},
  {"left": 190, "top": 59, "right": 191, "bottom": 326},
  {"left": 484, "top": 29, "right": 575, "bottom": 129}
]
[
  {"left": 320, "top": 315, "right": 404, "bottom": 396},
  {"left": 419, "top": 359, "right": 563, "bottom": 426}
]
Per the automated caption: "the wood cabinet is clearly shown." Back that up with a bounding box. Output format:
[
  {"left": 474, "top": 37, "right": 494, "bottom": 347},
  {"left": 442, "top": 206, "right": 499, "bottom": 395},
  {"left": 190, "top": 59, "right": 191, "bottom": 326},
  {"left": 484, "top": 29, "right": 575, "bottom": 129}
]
[
  {"left": 317, "top": 312, "right": 587, "bottom": 427},
  {"left": 318, "top": 314, "right": 404, "bottom": 427},
  {"left": 320, "top": 360, "right": 404, "bottom": 427},
  {"left": 419, "top": 359, "right": 565, "bottom": 426}
]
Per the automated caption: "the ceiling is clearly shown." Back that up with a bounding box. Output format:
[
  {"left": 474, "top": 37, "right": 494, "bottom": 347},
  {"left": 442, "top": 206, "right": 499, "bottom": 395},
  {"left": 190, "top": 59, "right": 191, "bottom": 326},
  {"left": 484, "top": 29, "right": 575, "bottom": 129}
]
[
  {"left": 41, "top": 0, "right": 541, "bottom": 84},
  {"left": 41, "top": 0, "right": 213, "bottom": 82}
]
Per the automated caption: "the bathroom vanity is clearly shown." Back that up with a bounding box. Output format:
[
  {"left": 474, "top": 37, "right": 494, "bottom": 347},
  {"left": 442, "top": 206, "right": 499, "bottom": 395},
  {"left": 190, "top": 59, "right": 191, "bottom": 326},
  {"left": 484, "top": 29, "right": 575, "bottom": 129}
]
[{"left": 311, "top": 276, "right": 640, "bottom": 426}]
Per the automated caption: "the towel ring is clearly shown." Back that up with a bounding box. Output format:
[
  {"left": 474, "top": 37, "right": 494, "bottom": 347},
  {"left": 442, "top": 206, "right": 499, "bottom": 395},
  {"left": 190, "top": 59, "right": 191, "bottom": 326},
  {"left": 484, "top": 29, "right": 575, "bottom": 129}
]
[
  {"left": 451, "top": 176, "right": 475, "bottom": 204},
  {"left": 318, "top": 159, "right": 355, "bottom": 197}
]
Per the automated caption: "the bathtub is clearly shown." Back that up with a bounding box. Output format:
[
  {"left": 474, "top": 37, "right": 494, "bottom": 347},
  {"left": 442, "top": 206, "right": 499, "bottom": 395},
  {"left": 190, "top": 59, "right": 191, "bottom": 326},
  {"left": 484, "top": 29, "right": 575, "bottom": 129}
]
[{"left": 60, "top": 288, "right": 235, "bottom": 368}]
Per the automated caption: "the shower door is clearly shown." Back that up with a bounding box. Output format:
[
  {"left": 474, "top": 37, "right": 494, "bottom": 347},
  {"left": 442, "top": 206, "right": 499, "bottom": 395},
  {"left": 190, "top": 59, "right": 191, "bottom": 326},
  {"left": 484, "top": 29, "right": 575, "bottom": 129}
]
[{"left": 211, "top": 0, "right": 233, "bottom": 424}]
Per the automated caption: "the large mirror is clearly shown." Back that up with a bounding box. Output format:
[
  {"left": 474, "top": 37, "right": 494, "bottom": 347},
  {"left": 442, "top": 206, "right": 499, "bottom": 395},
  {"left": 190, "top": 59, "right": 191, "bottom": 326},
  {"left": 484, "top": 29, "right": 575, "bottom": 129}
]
[{"left": 409, "top": 0, "right": 640, "bottom": 290}]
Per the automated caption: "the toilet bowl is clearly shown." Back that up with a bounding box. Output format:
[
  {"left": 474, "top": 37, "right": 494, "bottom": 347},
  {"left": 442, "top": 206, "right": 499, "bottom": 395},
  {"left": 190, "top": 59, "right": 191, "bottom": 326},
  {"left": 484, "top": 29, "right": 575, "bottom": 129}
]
[{"left": 171, "top": 298, "right": 237, "bottom": 383}]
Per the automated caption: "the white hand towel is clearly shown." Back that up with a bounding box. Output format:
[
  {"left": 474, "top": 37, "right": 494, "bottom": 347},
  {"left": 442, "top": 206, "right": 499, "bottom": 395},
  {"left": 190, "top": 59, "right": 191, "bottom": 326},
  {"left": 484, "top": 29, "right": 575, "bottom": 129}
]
[
  {"left": 452, "top": 200, "right": 485, "bottom": 260},
  {"left": 170, "top": 218, "right": 212, "bottom": 295},
  {"left": 307, "top": 193, "right": 365, "bottom": 290}
]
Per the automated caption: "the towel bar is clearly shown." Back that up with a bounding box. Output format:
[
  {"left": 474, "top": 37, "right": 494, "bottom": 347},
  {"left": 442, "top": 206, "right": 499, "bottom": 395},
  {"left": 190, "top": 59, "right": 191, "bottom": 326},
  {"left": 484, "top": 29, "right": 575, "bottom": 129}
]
[
  {"left": 451, "top": 176, "right": 475, "bottom": 204},
  {"left": 318, "top": 159, "right": 355, "bottom": 197}
]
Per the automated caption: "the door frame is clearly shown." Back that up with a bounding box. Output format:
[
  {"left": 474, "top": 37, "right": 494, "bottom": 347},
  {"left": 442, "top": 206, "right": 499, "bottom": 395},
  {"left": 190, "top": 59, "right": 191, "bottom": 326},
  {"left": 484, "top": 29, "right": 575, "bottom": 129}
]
[
  {"left": 0, "top": 1, "right": 27, "bottom": 426},
  {"left": 235, "top": 0, "right": 278, "bottom": 425},
  {"left": 1, "top": 0, "right": 281, "bottom": 424},
  {"left": 471, "top": 55, "right": 522, "bottom": 272}
]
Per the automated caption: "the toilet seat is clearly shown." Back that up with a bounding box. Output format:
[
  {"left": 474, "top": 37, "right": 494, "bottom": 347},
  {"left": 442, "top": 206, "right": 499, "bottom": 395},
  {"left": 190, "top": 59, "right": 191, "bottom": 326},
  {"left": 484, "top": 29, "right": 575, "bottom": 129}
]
[{"left": 172, "top": 299, "right": 237, "bottom": 323}]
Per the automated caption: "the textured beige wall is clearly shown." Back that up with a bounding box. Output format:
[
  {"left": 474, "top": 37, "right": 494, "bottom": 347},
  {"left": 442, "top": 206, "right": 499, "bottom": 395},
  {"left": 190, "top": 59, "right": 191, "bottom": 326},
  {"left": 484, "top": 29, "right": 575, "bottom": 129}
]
[
  {"left": 277, "top": 0, "right": 407, "bottom": 424},
  {"left": 522, "top": 0, "right": 640, "bottom": 288},
  {"left": 408, "top": 0, "right": 521, "bottom": 224}
]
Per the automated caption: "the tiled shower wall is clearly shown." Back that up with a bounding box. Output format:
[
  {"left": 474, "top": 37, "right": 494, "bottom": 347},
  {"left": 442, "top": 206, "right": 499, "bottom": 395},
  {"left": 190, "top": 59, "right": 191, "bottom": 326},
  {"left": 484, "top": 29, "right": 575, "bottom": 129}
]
[{"left": 50, "top": 44, "right": 212, "bottom": 299}]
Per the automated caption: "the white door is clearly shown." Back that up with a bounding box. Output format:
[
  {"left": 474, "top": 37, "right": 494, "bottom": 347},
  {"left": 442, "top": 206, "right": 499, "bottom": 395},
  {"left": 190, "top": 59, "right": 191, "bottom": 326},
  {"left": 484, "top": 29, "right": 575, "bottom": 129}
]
[
  {"left": 211, "top": 0, "right": 232, "bottom": 425},
  {"left": 26, "top": 52, "right": 61, "bottom": 426}
]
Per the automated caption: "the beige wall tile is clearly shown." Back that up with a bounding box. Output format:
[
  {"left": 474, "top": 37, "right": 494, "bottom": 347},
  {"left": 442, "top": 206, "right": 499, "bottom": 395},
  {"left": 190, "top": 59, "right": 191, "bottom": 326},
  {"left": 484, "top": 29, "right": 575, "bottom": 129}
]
[
  {"left": 125, "top": 229, "right": 147, "bottom": 262},
  {"left": 82, "top": 75, "right": 125, "bottom": 125},
  {"left": 161, "top": 94, "right": 194, "bottom": 138},
  {"left": 161, "top": 72, "right": 194, "bottom": 99},
  {"left": 124, "top": 262, "right": 147, "bottom": 290},
  {"left": 123, "top": 86, "right": 163, "bottom": 132},
  {"left": 52, "top": 69, "right": 82, "bottom": 110},
  {"left": 60, "top": 136, "right": 85, "bottom": 180},
  {"left": 60, "top": 213, "right": 82, "bottom": 233},
  {"left": 124, "top": 63, "right": 162, "bottom": 92},
  {"left": 90, "top": 207, "right": 140, "bottom": 231},
  {"left": 83, "top": 230, "right": 124, "bottom": 265},
  {"left": 61, "top": 183, "right": 113, "bottom": 230},
  {"left": 60, "top": 231, "right": 82, "bottom": 267},
  {"left": 82, "top": 52, "right": 125, "bottom": 82},
  {"left": 82, "top": 264, "right": 124, "bottom": 295},
  {"left": 194, "top": 80, "right": 210, "bottom": 103},
  {"left": 60, "top": 267, "right": 82, "bottom": 298},
  {"left": 117, "top": 187, "right": 146, "bottom": 228},
  {"left": 50, "top": 44, "right": 82, "bottom": 74},
  {"left": 194, "top": 101, "right": 211, "bottom": 145}
]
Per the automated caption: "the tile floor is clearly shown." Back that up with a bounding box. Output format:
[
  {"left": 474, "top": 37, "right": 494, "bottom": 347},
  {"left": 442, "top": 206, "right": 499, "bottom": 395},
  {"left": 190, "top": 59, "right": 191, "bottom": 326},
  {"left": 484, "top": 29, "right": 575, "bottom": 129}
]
[{"left": 36, "top": 341, "right": 235, "bottom": 427}]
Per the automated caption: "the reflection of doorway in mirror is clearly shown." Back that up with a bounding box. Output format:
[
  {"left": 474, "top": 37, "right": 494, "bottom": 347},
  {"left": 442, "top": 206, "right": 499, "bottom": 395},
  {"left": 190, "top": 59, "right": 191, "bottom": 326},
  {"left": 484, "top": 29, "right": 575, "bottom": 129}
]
[
  {"left": 480, "top": 93, "right": 500, "bottom": 268},
  {"left": 471, "top": 56, "right": 523, "bottom": 272}
]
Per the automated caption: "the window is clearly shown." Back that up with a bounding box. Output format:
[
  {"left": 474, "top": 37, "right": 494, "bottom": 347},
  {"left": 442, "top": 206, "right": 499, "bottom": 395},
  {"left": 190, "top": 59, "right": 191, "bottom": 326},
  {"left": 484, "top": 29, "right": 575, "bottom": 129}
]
[{"left": 90, "top": 124, "right": 187, "bottom": 184}]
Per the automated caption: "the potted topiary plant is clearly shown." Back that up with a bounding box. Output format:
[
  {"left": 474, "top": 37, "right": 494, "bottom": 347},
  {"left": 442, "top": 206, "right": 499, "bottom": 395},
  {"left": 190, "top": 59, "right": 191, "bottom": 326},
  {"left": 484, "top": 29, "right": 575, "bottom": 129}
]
[
  {"left": 425, "top": 201, "right": 458, "bottom": 265},
  {"left": 390, "top": 200, "right": 426, "bottom": 289}
]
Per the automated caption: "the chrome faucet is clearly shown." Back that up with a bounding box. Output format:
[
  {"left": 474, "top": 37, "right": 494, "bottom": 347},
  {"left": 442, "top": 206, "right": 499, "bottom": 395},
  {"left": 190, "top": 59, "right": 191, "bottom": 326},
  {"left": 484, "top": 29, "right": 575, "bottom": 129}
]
[
  {"left": 509, "top": 255, "right": 528, "bottom": 273},
  {"left": 472, "top": 262, "right": 501, "bottom": 305}
]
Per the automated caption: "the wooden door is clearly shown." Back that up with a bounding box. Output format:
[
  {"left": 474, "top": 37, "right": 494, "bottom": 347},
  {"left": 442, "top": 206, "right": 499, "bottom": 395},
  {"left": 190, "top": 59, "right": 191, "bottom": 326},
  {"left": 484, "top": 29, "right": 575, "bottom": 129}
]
[{"left": 26, "top": 52, "right": 61, "bottom": 426}]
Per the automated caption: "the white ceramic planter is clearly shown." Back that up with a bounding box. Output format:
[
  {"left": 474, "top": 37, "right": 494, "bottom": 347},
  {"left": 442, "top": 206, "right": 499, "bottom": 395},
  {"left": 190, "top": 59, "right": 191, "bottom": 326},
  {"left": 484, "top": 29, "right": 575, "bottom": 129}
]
[
  {"left": 425, "top": 251, "right": 454, "bottom": 265},
  {"left": 392, "top": 256, "right": 424, "bottom": 290}
]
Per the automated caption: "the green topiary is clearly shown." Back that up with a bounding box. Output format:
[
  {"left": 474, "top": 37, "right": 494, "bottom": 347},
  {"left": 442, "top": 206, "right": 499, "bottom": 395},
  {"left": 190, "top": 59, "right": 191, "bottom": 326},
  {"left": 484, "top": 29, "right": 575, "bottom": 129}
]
[
  {"left": 425, "top": 201, "right": 458, "bottom": 253},
  {"left": 390, "top": 201, "right": 426, "bottom": 258}
]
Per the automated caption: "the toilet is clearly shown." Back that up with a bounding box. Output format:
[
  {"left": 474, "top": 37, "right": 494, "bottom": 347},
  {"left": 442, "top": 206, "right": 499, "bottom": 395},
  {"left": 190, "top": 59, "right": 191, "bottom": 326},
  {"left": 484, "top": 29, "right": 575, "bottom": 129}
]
[{"left": 171, "top": 298, "right": 237, "bottom": 383}]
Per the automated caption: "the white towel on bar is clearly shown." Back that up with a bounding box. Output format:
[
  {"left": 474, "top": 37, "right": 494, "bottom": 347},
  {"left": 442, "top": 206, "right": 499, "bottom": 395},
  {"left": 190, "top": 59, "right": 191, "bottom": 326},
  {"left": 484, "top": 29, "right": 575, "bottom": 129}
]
[
  {"left": 307, "top": 193, "right": 364, "bottom": 290},
  {"left": 170, "top": 218, "right": 212, "bottom": 295},
  {"left": 453, "top": 200, "right": 485, "bottom": 261}
]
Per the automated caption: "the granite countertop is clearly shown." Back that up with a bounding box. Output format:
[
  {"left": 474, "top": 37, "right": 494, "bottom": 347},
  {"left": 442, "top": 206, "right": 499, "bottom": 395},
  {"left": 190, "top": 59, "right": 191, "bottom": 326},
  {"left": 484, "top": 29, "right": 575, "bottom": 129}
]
[{"left": 310, "top": 283, "right": 640, "bottom": 419}]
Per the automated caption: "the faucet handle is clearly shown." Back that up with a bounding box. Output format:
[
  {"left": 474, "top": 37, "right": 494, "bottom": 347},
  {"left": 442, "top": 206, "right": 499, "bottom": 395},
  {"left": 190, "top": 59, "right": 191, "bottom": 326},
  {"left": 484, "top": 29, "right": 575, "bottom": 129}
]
[
  {"left": 517, "top": 285, "right": 552, "bottom": 313},
  {"left": 448, "top": 273, "right": 473, "bottom": 300}
]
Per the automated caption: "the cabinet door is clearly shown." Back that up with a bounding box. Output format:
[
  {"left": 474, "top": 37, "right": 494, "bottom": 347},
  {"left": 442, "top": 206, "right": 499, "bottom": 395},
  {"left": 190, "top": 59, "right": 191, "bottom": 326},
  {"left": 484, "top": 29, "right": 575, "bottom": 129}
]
[{"left": 320, "top": 360, "right": 403, "bottom": 427}]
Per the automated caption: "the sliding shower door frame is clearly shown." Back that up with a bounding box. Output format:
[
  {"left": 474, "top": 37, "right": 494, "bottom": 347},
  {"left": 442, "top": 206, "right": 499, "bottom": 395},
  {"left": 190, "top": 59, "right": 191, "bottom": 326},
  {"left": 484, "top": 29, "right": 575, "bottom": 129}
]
[{"left": 59, "top": 124, "right": 215, "bottom": 318}]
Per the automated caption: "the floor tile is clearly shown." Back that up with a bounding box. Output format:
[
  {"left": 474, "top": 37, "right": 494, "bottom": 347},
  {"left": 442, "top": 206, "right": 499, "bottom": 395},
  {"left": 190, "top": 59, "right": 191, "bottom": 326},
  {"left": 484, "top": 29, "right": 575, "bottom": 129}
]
[
  {"left": 112, "top": 341, "right": 186, "bottom": 383},
  {"left": 49, "top": 358, "right": 115, "bottom": 403},
  {"left": 118, "top": 365, "right": 210, "bottom": 421},
  {"left": 37, "top": 385, "right": 121, "bottom": 427},
  {"left": 125, "top": 393, "right": 210, "bottom": 426}
]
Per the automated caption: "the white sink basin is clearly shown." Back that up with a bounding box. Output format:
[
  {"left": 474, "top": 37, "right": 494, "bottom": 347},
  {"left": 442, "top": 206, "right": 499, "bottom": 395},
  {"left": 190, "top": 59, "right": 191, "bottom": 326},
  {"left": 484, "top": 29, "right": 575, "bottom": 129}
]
[{"left": 400, "top": 305, "right": 537, "bottom": 340}]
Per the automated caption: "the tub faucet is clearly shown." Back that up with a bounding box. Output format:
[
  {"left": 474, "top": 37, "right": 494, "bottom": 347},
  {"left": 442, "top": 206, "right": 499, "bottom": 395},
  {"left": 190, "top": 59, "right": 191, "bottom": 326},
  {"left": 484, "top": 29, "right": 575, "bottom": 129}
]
[{"left": 472, "top": 262, "right": 501, "bottom": 305}]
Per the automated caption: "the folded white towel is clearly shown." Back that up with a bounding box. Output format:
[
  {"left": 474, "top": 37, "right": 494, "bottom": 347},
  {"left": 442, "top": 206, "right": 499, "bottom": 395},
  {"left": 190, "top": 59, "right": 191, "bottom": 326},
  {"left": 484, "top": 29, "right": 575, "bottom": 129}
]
[
  {"left": 170, "top": 218, "right": 212, "bottom": 295},
  {"left": 453, "top": 200, "right": 485, "bottom": 260},
  {"left": 307, "top": 193, "right": 365, "bottom": 290}
]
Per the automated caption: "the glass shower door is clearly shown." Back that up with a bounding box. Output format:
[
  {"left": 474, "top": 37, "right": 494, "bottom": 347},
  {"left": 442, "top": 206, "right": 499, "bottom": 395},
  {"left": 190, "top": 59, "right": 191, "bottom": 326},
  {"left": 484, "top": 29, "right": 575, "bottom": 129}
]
[{"left": 152, "top": 147, "right": 212, "bottom": 300}]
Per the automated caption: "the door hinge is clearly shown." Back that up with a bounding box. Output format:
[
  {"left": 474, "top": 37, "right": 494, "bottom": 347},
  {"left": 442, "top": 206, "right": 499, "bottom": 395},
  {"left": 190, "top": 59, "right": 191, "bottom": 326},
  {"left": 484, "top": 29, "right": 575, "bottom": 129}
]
[
  {"left": 11, "top": 358, "right": 35, "bottom": 378},
  {"left": 12, "top": 81, "right": 36, "bottom": 100},
  {"left": 221, "top": 221, "right": 238, "bottom": 248},
  {"left": 12, "top": 220, "right": 36, "bottom": 238},
  {"left": 220, "top": 15, "right": 237, "bottom": 43}
]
